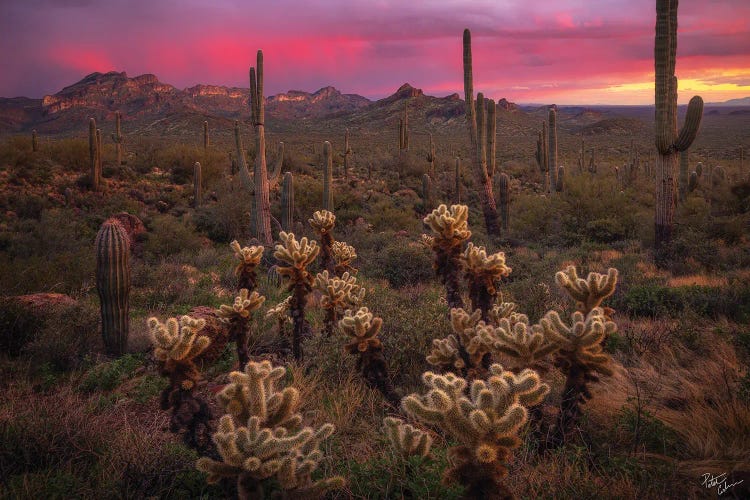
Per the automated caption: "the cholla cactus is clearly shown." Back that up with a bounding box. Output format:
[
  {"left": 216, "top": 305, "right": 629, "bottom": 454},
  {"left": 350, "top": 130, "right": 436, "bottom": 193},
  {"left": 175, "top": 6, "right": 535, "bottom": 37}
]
[
  {"left": 331, "top": 241, "right": 357, "bottom": 276},
  {"left": 486, "top": 317, "right": 558, "bottom": 372},
  {"left": 538, "top": 308, "right": 616, "bottom": 444},
  {"left": 487, "top": 302, "right": 520, "bottom": 325},
  {"left": 314, "top": 270, "right": 365, "bottom": 336},
  {"left": 461, "top": 242, "right": 512, "bottom": 319},
  {"left": 266, "top": 295, "right": 292, "bottom": 338},
  {"left": 423, "top": 204, "right": 472, "bottom": 309},
  {"left": 148, "top": 316, "right": 213, "bottom": 451},
  {"left": 309, "top": 210, "right": 336, "bottom": 274},
  {"left": 274, "top": 231, "right": 320, "bottom": 360},
  {"left": 339, "top": 307, "right": 399, "bottom": 406},
  {"left": 216, "top": 289, "right": 266, "bottom": 369},
  {"left": 196, "top": 360, "right": 345, "bottom": 499},
  {"left": 426, "top": 308, "right": 492, "bottom": 378},
  {"left": 402, "top": 364, "right": 549, "bottom": 498},
  {"left": 555, "top": 266, "right": 618, "bottom": 314},
  {"left": 230, "top": 240, "right": 264, "bottom": 292},
  {"left": 383, "top": 417, "right": 432, "bottom": 458}
]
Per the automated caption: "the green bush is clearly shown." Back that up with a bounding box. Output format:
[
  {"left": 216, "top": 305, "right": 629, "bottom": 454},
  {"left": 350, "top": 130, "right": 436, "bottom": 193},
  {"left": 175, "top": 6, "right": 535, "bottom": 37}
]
[
  {"left": 79, "top": 354, "right": 145, "bottom": 393},
  {"left": 367, "top": 237, "right": 433, "bottom": 288}
]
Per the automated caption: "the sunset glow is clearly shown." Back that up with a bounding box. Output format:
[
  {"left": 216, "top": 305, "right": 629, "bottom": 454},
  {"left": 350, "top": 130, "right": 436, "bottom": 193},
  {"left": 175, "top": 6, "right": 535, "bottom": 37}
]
[{"left": 1, "top": 0, "right": 748, "bottom": 104}]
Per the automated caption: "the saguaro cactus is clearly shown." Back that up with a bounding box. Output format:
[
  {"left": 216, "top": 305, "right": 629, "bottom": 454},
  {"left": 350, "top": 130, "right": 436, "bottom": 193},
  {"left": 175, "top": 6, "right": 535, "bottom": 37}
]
[
  {"left": 95, "top": 218, "right": 131, "bottom": 356},
  {"left": 250, "top": 50, "right": 273, "bottom": 245},
  {"left": 234, "top": 120, "right": 252, "bottom": 189},
  {"left": 487, "top": 99, "right": 497, "bottom": 178},
  {"left": 343, "top": 129, "right": 352, "bottom": 178},
  {"left": 112, "top": 111, "right": 124, "bottom": 165},
  {"left": 193, "top": 162, "right": 202, "bottom": 208},
  {"left": 498, "top": 172, "right": 510, "bottom": 233},
  {"left": 548, "top": 107, "right": 558, "bottom": 192},
  {"left": 398, "top": 102, "right": 410, "bottom": 152},
  {"left": 654, "top": 0, "right": 704, "bottom": 253},
  {"left": 577, "top": 139, "right": 585, "bottom": 173},
  {"left": 556, "top": 165, "right": 565, "bottom": 192},
  {"left": 281, "top": 172, "right": 294, "bottom": 231},
  {"left": 463, "top": 29, "right": 501, "bottom": 237},
  {"left": 535, "top": 123, "right": 550, "bottom": 191},
  {"left": 427, "top": 133, "right": 436, "bottom": 178},
  {"left": 322, "top": 141, "right": 333, "bottom": 211},
  {"left": 422, "top": 173, "right": 434, "bottom": 212},
  {"left": 203, "top": 120, "right": 209, "bottom": 151},
  {"left": 89, "top": 118, "right": 101, "bottom": 191},
  {"left": 32, "top": 129, "right": 38, "bottom": 152},
  {"left": 678, "top": 149, "right": 689, "bottom": 202}
]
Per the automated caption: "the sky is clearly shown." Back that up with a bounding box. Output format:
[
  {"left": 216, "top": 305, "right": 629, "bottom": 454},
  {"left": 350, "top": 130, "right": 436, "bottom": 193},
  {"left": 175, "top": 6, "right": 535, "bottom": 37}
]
[{"left": 1, "top": 0, "right": 749, "bottom": 105}]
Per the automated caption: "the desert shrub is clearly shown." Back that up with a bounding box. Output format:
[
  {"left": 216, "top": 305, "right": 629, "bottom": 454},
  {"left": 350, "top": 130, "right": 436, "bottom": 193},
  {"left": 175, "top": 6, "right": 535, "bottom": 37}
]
[
  {"left": 0, "top": 298, "right": 45, "bottom": 356},
  {"left": 78, "top": 353, "right": 145, "bottom": 393},
  {"left": 194, "top": 187, "right": 252, "bottom": 243},
  {"left": 23, "top": 301, "right": 101, "bottom": 371},
  {"left": 45, "top": 138, "right": 89, "bottom": 172},
  {"left": 367, "top": 195, "right": 420, "bottom": 232},
  {"left": 585, "top": 217, "right": 627, "bottom": 243},
  {"left": 617, "top": 403, "right": 682, "bottom": 455},
  {"left": 141, "top": 214, "right": 204, "bottom": 262},
  {"left": 0, "top": 191, "right": 50, "bottom": 219},
  {"left": 707, "top": 216, "right": 747, "bottom": 245},
  {"left": 366, "top": 237, "right": 433, "bottom": 288}
]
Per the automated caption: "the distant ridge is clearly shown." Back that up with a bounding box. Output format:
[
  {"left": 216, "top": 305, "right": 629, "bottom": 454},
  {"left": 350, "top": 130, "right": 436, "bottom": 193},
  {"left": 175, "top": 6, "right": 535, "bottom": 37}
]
[{"left": 706, "top": 96, "right": 750, "bottom": 106}]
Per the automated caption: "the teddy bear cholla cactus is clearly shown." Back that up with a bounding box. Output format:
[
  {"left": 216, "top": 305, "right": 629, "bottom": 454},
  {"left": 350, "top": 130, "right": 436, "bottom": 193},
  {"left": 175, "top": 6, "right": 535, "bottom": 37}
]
[
  {"left": 314, "top": 270, "right": 365, "bottom": 336},
  {"left": 339, "top": 307, "right": 400, "bottom": 406},
  {"left": 148, "top": 315, "right": 213, "bottom": 451},
  {"left": 274, "top": 231, "right": 320, "bottom": 360},
  {"left": 196, "top": 360, "right": 344, "bottom": 499},
  {"left": 331, "top": 240, "right": 357, "bottom": 276},
  {"left": 462, "top": 242, "right": 512, "bottom": 320},
  {"left": 555, "top": 266, "right": 618, "bottom": 314},
  {"left": 423, "top": 204, "right": 472, "bottom": 309},
  {"left": 230, "top": 240, "right": 264, "bottom": 292},
  {"left": 266, "top": 295, "right": 292, "bottom": 336},
  {"left": 216, "top": 288, "right": 266, "bottom": 369},
  {"left": 309, "top": 210, "right": 336, "bottom": 274},
  {"left": 383, "top": 417, "right": 432, "bottom": 458},
  {"left": 402, "top": 364, "right": 549, "bottom": 499}
]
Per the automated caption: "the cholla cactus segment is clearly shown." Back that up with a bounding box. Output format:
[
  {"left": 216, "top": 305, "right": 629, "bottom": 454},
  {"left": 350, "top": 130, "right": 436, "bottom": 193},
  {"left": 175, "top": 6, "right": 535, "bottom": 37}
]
[
  {"left": 423, "top": 204, "right": 471, "bottom": 248},
  {"left": 331, "top": 241, "right": 357, "bottom": 273},
  {"left": 274, "top": 232, "right": 320, "bottom": 277},
  {"left": 488, "top": 302, "right": 519, "bottom": 324},
  {"left": 462, "top": 243, "right": 511, "bottom": 285},
  {"left": 450, "top": 307, "right": 483, "bottom": 335},
  {"left": 314, "top": 271, "right": 366, "bottom": 311},
  {"left": 308, "top": 210, "right": 336, "bottom": 235},
  {"left": 217, "top": 288, "right": 266, "bottom": 322},
  {"left": 266, "top": 295, "right": 292, "bottom": 322},
  {"left": 197, "top": 360, "right": 344, "bottom": 497},
  {"left": 555, "top": 266, "right": 618, "bottom": 313},
  {"left": 426, "top": 335, "right": 464, "bottom": 371},
  {"left": 148, "top": 315, "right": 210, "bottom": 364},
  {"left": 402, "top": 365, "right": 549, "bottom": 464},
  {"left": 487, "top": 318, "right": 559, "bottom": 368},
  {"left": 339, "top": 307, "right": 383, "bottom": 354},
  {"left": 383, "top": 417, "right": 432, "bottom": 458},
  {"left": 538, "top": 308, "right": 615, "bottom": 376},
  {"left": 230, "top": 240, "right": 264, "bottom": 275}
]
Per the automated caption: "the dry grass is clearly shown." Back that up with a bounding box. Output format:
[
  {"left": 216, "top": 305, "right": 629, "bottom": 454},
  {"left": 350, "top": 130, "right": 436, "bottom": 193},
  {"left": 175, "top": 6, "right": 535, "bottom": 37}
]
[{"left": 666, "top": 274, "right": 729, "bottom": 288}]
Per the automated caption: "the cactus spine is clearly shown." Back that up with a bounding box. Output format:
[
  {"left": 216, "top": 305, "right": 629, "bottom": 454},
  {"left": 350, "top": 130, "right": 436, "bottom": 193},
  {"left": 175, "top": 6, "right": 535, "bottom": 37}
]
[
  {"left": 193, "top": 162, "right": 202, "bottom": 208},
  {"left": 203, "top": 120, "right": 209, "bottom": 151},
  {"left": 548, "top": 107, "right": 558, "bottom": 192},
  {"left": 281, "top": 172, "right": 294, "bottom": 231},
  {"left": 95, "top": 219, "right": 131, "bottom": 356},
  {"left": 343, "top": 129, "right": 352, "bottom": 179},
  {"left": 323, "top": 141, "right": 333, "bottom": 211},
  {"left": 112, "top": 111, "right": 124, "bottom": 165},
  {"left": 463, "top": 29, "right": 501, "bottom": 236},
  {"left": 32, "top": 129, "right": 38, "bottom": 152},
  {"left": 250, "top": 50, "right": 273, "bottom": 245},
  {"left": 654, "top": 0, "right": 704, "bottom": 253},
  {"left": 498, "top": 172, "right": 510, "bottom": 232},
  {"left": 89, "top": 118, "right": 101, "bottom": 191}
]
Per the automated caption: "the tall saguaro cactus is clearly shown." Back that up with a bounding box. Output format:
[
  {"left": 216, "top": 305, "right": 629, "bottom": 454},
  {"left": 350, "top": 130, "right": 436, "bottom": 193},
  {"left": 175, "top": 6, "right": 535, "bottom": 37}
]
[
  {"left": 203, "top": 120, "right": 209, "bottom": 151},
  {"left": 281, "top": 172, "right": 294, "bottom": 231},
  {"left": 96, "top": 219, "right": 131, "bottom": 356},
  {"left": 89, "top": 118, "right": 101, "bottom": 191},
  {"left": 463, "top": 29, "right": 501, "bottom": 237},
  {"left": 427, "top": 133, "right": 436, "bottom": 178},
  {"left": 548, "top": 107, "right": 558, "bottom": 192},
  {"left": 250, "top": 50, "right": 273, "bottom": 245},
  {"left": 112, "top": 111, "right": 124, "bottom": 166},
  {"left": 654, "top": 0, "right": 703, "bottom": 253},
  {"left": 323, "top": 141, "right": 333, "bottom": 211},
  {"left": 32, "top": 129, "right": 38, "bottom": 152},
  {"left": 487, "top": 99, "right": 496, "bottom": 178},
  {"left": 498, "top": 172, "right": 510, "bottom": 233}
]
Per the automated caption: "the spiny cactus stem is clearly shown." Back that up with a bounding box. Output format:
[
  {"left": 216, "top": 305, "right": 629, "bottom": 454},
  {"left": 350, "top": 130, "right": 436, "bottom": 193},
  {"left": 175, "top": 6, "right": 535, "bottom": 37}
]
[{"left": 290, "top": 281, "right": 310, "bottom": 361}]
